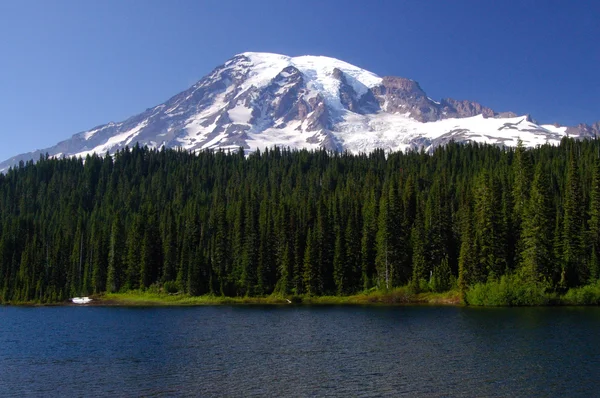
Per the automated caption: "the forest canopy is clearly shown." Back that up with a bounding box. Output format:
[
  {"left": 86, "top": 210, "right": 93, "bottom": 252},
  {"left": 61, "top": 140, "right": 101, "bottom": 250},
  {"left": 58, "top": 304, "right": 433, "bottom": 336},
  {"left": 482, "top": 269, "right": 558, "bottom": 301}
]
[{"left": 1, "top": 138, "right": 599, "bottom": 304}]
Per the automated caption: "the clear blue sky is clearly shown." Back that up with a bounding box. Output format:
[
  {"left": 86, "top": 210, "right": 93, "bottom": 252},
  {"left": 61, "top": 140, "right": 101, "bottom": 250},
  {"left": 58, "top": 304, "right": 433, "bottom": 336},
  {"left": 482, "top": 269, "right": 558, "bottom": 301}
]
[{"left": 1, "top": 0, "right": 599, "bottom": 161}]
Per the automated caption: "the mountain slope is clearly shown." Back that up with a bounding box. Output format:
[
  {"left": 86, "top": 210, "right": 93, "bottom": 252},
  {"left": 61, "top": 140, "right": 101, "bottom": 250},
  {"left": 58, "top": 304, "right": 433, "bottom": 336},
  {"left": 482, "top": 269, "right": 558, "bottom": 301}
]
[{"left": 2, "top": 52, "right": 598, "bottom": 172}]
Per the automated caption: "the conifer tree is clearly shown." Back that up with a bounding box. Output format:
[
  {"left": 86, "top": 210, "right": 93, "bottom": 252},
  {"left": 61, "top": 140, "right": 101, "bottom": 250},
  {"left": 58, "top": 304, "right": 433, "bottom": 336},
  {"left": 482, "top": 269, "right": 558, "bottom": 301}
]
[
  {"left": 106, "top": 215, "right": 124, "bottom": 293},
  {"left": 161, "top": 210, "right": 178, "bottom": 283},
  {"left": 458, "top": 203, "right": 477, "bottom": 297},
  {"left": 125, "top": 215, "right": 143, "bottom": 290},
  {"left": 360, "top": 189, "right": 378, "bottom": 290},
  {"left": 333, "top": 225, "right": 347, "bottom": 295},
  {"left": 520, "top": 163, "right": 554, "bottom": 282},
  {"left": 562, "top": 152, "right": 586, "bottom": 286},
  {"left": 410, "top": 204, "right": 427, "bottom": 292},
  {"left": 303, "top": 228, "right": 319, "bottom": 296},
  {"left": 431, "top": 256, "right": 452, "bottom": 293},
  {"left": 474, "top": 171, "right": 506, "bottom": 280},
  {"left": 588, "top": 157, "right": 600, "bottom": 281},
  {"left": 512, "top": 139, "right": 533, "bottom": 253},
  {"left": 375, "top": 181, "right": 403, "bottom": 288}
]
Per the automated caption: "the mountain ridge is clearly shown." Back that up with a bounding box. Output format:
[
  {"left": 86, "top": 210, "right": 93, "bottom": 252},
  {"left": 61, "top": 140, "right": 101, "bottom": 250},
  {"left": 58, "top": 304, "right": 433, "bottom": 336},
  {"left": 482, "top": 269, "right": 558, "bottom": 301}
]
[{"left": 2, "top": 52, "right": 598, "bottom": 172}]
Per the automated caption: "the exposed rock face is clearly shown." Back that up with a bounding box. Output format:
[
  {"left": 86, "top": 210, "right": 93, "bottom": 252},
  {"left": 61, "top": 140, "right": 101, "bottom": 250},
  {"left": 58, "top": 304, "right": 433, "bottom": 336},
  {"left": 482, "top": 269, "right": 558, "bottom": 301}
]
[
  {"left": 369, "top": 79, "right": 504, "bottom": 123},
  {"left": 305, "top": 95, "right": 330, "bottom": 132},
  {"left": 1, "top": 51, "right": 597, "bottom": 172},
  {"left": 566, "top": 123, "right": 600, "bottom": 138},
  {"left": 334, "top": 68, "right": 359, "bottom": 112},
  {"left": 371, "top": 77, "right": 440, "bottom": 122},
  {"left": 440, "top": 98, "right": 495, "bottom": 118}
]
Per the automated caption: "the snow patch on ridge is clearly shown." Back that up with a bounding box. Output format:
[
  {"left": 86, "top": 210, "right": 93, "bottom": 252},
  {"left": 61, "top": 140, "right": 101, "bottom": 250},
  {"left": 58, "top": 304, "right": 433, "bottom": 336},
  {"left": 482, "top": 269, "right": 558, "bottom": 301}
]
[
  {"left": 228, "top": 102, "right": 253, "bottom": 124},
  {"left": 76, "top": 120, "right": 149, "bottom": 158}
]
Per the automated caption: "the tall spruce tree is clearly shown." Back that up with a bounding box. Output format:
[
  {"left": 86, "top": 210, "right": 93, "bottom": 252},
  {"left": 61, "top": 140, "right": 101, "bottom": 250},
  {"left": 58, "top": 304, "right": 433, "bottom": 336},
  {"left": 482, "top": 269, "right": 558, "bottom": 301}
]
[
  {"left": 562, "top": 151, "right": 586, "bottom": 287},
  {"left": 458, "top": 202, "right": 478, "bottom": 297},
  {"left": 410, "top": 204, "right": 427, "bottom": 291},
  {"left": 520, "top": 163, "right": 554, "bottom": 282},
  {"left": 106, "top": 215, "right": 124, "bottom": 293},
  {"left": 588, "top": 156, "right": 600, "bottom": 281},
  {"left": 474, "top": 170, "right": 506, "bottom": 280},
  {"left": 512, "top": 139, "right": 533, "bottom": 260}
]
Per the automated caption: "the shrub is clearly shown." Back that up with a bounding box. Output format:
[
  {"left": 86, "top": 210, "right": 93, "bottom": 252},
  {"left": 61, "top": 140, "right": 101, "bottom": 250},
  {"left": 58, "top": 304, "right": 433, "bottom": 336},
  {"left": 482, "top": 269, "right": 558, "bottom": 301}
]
[
  {"left": 563, "top": 281, "right": 600, "bottom": 305},
  {"left": 465, "top": 274, "right": 549, "bottom": 306},
  {"left": 163, "top": 281, "right": 180, "bottom": 294}
]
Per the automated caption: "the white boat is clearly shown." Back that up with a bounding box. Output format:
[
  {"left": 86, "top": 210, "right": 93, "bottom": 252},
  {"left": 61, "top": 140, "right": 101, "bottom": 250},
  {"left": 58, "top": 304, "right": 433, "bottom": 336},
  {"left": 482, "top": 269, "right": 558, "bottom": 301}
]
[{"left": 71, "top": 297, "right": 92, "bottom": 304}]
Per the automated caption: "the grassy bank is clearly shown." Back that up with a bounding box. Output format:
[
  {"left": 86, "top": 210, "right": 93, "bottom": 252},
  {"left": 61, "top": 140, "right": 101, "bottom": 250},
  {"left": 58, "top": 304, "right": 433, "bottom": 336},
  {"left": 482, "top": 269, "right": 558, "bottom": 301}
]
[
  {"left": 98, "top": 287, "right": 462, "bottom": 307},
  {"left": 5, "top": 281, "right": 600, "bottom": 306},
  {"left": 100, "top": 279, "right": 600, "bottom": 307}
]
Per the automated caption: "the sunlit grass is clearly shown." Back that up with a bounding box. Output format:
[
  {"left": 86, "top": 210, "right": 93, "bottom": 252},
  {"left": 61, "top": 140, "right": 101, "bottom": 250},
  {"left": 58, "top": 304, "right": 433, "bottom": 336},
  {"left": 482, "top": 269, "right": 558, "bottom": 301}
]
[{"left": 100, "top": 287, "right": 463, "bottom": 306}]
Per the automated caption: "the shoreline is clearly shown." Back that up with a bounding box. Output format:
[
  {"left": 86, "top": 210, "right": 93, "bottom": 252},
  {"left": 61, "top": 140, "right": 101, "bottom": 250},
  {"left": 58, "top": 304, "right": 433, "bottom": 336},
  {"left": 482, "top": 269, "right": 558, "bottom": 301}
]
[
  {"left": 5, "top": 285, "right": 600, "bottom": 307},
  {"left": 1, "top": 289, "right": 463, "bottom": 307}
]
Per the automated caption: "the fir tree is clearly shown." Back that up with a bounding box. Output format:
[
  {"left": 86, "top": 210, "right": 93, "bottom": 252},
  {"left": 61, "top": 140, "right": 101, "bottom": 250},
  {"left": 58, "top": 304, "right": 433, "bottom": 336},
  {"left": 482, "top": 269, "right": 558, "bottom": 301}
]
[
  {"left": 588, "top": 157, "right": 600, "bottom": 281},
  {"left": 520, "top": 163, "right": 554, "bottom": 282},
  {"left": 562, "top": 151, "right": 586, "bottom": 286}
]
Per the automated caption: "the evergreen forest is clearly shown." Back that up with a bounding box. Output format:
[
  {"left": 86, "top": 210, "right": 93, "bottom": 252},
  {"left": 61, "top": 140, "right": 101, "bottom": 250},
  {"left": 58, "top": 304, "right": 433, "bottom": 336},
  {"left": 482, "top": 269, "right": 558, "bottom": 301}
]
[{"left": 2, "top": 138, "right": 600, "bottom": 305}]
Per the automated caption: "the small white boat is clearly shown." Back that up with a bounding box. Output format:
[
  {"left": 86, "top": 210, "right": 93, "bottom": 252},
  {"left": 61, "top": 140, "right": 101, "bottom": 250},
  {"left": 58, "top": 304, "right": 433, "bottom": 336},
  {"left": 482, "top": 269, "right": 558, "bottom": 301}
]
[{"left": 71, "top": 297, "right": 92, "bottom": 304}]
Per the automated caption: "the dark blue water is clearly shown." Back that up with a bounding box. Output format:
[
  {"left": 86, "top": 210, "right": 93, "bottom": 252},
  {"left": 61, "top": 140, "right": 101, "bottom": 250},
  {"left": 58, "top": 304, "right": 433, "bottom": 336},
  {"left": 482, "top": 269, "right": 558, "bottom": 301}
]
[{"left": 1, "top": 305, "right": 599, "bottom": 397}]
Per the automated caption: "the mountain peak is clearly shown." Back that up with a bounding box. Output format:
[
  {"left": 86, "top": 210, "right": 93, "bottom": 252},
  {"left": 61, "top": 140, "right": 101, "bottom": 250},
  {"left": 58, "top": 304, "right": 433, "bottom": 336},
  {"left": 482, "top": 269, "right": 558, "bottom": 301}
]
[{"left": 0, "top": 52, "right": 594, "bottom": 172}]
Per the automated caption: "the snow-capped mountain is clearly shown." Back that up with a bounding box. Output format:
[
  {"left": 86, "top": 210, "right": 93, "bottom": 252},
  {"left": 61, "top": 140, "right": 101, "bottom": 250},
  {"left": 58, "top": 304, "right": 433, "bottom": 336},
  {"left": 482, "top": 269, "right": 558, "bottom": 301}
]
[{"left": 2, "top": 52, "right": 599, "bottom": 172}]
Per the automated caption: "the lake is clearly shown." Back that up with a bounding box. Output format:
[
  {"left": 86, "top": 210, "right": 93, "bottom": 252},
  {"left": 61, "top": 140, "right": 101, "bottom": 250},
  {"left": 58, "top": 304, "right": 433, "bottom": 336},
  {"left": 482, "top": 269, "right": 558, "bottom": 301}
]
[{"left": 1, "top": 305, "right": 599, "bottom": 397}]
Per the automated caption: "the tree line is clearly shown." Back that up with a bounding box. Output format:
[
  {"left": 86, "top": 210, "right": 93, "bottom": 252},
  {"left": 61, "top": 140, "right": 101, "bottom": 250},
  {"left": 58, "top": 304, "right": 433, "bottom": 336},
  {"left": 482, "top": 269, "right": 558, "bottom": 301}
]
[{"left": 1, "top": 138, "right": 599, "bottom": 303}]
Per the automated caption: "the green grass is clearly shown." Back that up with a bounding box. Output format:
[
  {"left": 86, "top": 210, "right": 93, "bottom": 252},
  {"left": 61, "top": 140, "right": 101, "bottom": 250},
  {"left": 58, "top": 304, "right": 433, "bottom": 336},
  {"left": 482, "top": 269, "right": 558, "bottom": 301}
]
[
  {"left": 99, "top": 287, "right": 462, "bottom": 307},
  {"left": 8, "top": 281, "right": 600, "bottom": 307},
  {"left": 103, "top": 291, "right": 289, "bottom": 305}
]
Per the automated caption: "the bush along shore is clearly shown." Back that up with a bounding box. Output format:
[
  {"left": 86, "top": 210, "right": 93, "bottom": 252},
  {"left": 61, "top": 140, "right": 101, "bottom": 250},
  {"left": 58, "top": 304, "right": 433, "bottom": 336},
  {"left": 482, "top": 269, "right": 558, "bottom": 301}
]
[{"left": 3, "top": 139, "right": 600, "bottom": 307}]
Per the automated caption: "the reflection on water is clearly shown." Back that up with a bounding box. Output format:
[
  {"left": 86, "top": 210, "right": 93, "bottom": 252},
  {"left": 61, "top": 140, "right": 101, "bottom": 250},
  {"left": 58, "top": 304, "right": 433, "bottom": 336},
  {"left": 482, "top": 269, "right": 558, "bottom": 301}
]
[{"left": 1, "top": 305, "right": 599, "bottom": 397}]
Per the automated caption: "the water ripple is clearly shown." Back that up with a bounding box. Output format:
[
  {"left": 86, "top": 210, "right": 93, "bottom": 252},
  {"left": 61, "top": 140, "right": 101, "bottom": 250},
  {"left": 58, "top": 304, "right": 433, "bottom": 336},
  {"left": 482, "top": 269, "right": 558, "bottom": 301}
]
[{"left": 0, "top": 306, "right": 599, "bottom": 397}]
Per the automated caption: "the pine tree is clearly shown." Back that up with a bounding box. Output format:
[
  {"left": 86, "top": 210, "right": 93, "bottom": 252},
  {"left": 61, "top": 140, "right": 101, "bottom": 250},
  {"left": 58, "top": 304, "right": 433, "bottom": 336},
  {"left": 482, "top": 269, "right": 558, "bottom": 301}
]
[
  {"left": 375, "top": 182, "right": 402, "bottom": 289},
  {"left": 474, "top": 171, "right": 506, "bottom": 280},
  {"left": 588, "top": 157, "right": 600, "bottom": 281},
  {"left": 161, "top": 210, "right": 178, "bottom": 283},
  {"left": 562, "top": 152, "right": 586, "bottom": 287},
  {"left": 333, "top": 226, "right": 347, "bottom": 295},
  {"left": 360, "top": 189, "right": 378, "bottom": 290},
  {"left": 106, "top": 215, "right": 124, "bottom": 293},
  {"left": 458, "top": 203, "right": 477, "bottom": 298},
  {"left": 410, "top": 205, "right": 427, "bottom": 292},
  {"left": 512, "top": 139, "right": 533, "bottom": 261},
  {"left": 125, "top": 215, "right": 143, "bottom": 290},
  {"left": 520, "top": 163, "right": 554, "bottom": 282},
  {"left": 303, "top": 228, "right": 319, "bottom": 296}
]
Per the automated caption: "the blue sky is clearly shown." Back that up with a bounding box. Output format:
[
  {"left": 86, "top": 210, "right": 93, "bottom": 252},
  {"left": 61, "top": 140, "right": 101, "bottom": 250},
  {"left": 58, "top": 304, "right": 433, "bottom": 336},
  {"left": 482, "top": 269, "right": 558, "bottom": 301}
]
[{"left": 1, "top": 0, "right": 598, "bottom": 161}]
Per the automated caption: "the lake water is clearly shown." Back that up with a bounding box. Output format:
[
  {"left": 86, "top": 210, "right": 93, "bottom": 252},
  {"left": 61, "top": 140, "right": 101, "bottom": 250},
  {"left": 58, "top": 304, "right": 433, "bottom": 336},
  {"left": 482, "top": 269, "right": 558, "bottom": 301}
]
[{"left": 1, "top": 305, "right": 599, "bottom": 397}]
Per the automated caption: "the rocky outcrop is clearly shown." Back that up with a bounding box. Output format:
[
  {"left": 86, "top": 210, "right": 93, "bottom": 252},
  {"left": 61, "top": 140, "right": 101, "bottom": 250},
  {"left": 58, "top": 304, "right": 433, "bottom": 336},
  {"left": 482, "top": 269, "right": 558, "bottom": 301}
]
[
  {"left": 566, "top": 123, "right": 600, "bottom": 138},
  {"left": 370, "top": 77, "right": 441, "bottom": 122},
  {"left": 440, "top": 98, "right": 495, "bottom": 118},
  {"left": 305, "top": 95, "right": 329, "bottom": 131},
  {"left": 333, "top": 68, "right": 359, "bottom": 112},
  {"left": 248, "top": 66, "right": 307, "bottom": 127}
]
